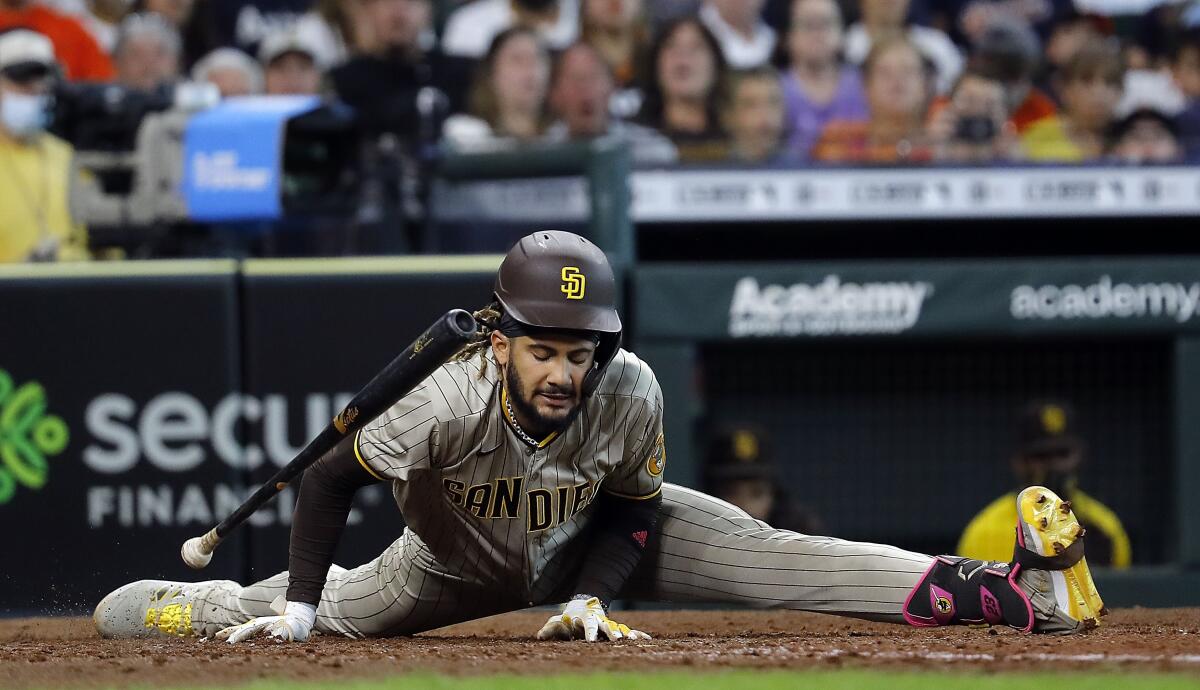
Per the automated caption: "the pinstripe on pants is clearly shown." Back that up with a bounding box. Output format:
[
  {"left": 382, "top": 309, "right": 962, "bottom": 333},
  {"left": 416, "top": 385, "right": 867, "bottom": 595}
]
[{"left": 196, "top": 483, "right": 933, "bottom": 637}]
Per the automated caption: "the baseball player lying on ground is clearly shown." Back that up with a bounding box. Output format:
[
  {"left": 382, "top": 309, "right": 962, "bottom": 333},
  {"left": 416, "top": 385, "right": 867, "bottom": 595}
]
[{"left": 94, "top": 231, "right": 1105, "bottom": 643}]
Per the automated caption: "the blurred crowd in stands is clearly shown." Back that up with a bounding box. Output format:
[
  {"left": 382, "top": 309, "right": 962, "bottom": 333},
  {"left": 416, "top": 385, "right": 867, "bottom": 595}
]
[
  {"left": 4, "top": 0, "right": 1200, "bottom": 260},
  {"left": 3, "top": 0, "right": 1200, "bottom": 166}
]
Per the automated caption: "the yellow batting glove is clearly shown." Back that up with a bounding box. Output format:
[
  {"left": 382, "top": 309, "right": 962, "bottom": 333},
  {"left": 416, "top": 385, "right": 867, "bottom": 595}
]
[{"left": 535, "top": 596, "right": 651, "bottom": 642}]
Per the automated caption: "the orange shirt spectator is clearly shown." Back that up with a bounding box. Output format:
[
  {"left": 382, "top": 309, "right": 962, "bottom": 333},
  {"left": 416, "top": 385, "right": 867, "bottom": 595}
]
[
  {"left": 812, "top": 120, "right": 933, "bottom": 163},
  {"left": 0, "top": 0, "right": 114, "bottom": 81}
]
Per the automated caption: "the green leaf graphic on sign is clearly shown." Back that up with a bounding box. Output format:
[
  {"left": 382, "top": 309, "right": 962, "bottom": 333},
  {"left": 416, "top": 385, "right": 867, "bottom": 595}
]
[{"left": 0, "top": 368, "right": 68, "bottom": 505}]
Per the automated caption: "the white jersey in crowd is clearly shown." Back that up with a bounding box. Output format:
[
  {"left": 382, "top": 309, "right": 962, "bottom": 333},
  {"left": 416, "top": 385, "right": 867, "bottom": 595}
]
[
  {"left": 441, "top": 0, "right": 580, "bottom": 58},
  {"left": 698, "top": 2, "right": 777, "bottom": 69}
]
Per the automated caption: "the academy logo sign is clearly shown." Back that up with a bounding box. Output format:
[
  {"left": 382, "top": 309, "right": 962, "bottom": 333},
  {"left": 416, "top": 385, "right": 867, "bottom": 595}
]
[
  {"left": 0, "top": 368, "right": 69, "bottom": 504},
  {"left": 1011, "top": 276, "right": 1200, "bottom": 323},
  {"left": 729, "top": 275, "right": 933, "bottom": 337}
]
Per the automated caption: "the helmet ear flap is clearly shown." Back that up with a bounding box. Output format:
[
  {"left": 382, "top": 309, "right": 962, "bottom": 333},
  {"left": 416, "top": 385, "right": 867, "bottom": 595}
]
[{"left": 583, "top": 331, "right": 622, "bottom": 397}]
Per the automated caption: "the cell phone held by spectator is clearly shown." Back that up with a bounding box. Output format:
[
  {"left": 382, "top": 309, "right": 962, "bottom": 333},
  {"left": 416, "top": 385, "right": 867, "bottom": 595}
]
[{"left": 954, "top": 113, "right": 996, "bottom": 144}]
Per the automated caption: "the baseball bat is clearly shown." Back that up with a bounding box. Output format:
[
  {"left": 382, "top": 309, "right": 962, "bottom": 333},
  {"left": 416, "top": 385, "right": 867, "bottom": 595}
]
[{"left": 181, "top": 308, "right": 478, "bottom": 569}]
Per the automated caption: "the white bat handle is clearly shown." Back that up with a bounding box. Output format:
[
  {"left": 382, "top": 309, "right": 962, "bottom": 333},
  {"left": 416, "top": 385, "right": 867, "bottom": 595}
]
[{"left": 181, "top": 528, "right": 222, "bottom": 569}]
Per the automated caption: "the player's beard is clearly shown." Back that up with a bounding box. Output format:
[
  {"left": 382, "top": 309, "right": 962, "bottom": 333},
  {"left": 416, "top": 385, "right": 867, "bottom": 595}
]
[{"left": 505, "top": 362, "right": 578, "bottom": 439}]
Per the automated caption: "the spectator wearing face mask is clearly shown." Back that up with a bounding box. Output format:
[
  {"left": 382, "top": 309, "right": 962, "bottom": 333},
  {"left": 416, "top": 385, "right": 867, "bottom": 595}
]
[
  {"left": 635, "top": 16, "right": 728, "bottom": 162},
  {"left": 258, "top": 26, "right": 325, "bottom": 95},
  {"left": 1023, "top": 41, "right": 1124, "bottom": 162},
  {"left": 442, "top": 0, "right": 579, "bottom": 58},
  {"left": 843, "top": 0, "right": 961, "bottom": 94},
  {"left": 192, "top": 46, "right": 262, "bottom": 97},
  {"left": 698, "top": 0, "right": 776, "bottom": 69},
  {"left": 113, "top": 13, "right": 182, "bottom": 92},
  {"left": 813, "top": 36, "right": 933, "bottom": 163},
  {"left": 443, "top": 27, "right": 550, "bottom": 148},
  {"left": 780, "top": 0, "right": 867, "bottom": 159},
  {"left": 0, "top": 30, "right": 88, "bottom": 262},
  {"left": 544, "top": 41, "right": 677, "bottom": 165},
  {"left": 0, "top": 0, "right": 114, "bottom": 80}
]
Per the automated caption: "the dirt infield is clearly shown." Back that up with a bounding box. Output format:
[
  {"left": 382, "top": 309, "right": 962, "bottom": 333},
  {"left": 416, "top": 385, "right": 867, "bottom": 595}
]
[{"left": 2, "top": 608, "right": 1198, "bottom": 688}]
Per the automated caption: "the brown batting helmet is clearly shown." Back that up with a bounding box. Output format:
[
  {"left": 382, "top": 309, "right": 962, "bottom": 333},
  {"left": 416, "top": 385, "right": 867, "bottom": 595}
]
[{"left": 494, "top": 230, "right": 622, "bottom": 396}]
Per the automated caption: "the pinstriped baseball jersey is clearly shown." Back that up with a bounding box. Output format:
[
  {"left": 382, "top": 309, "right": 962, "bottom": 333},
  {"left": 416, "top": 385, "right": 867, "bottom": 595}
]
[{"left": 353, "top": 348, "right": 664, "bottom": 595}]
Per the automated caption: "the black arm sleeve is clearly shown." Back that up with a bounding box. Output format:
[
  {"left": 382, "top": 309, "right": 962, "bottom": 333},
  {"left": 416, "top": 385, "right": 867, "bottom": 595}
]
[
  {"left": 285, "top": 435, "right": 382, "bottom": 606},
  {"left": 572, "top": 491, "right": 663, "bottom": 606}
]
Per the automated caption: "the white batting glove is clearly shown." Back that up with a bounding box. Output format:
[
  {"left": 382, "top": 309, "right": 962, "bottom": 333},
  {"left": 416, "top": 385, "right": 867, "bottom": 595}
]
[
  {"left": 535, "top": 596, "right": 651, "bottom": 642},
  {"left": 216, "top": 598, "right": 316, "bottom": 644}
]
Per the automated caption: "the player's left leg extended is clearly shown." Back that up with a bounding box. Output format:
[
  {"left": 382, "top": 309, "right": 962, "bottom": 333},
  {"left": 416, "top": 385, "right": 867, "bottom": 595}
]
[
  {"left": 625, "top": 483, "right": 1103, "bottom": 634},
  {"left": 623, "top": 483, "right": 932, "bottom": 623}
]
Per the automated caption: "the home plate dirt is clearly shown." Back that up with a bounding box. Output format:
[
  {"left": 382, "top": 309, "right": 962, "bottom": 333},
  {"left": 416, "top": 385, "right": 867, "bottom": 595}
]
[{"left": 2, "top": 608, "right": 1198, "bottom": 688}]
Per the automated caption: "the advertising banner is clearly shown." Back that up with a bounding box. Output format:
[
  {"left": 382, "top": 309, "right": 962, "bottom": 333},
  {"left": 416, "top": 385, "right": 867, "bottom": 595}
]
[
  {"left": 0, "top": 258, "right": 499, "bottom": 613},
  {"left": 636, "top": 258, "right": 1200, "bottom": 341},
  {"left": 430, "top": 167, "right": 1200, "bottom": 224},
  {"left": 0, "top": 262, "right": 245, "bottom": 613}
]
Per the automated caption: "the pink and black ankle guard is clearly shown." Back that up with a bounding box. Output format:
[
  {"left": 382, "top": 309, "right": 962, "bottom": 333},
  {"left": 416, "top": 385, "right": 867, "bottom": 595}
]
[{"left": 902, "top": 556, "right": 1034, "bottom": 632}]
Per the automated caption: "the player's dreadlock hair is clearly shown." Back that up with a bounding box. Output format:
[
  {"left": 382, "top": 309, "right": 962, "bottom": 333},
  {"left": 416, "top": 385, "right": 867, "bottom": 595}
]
[{"left": 452, "top": 301, "right": 502, "bottom": 377}]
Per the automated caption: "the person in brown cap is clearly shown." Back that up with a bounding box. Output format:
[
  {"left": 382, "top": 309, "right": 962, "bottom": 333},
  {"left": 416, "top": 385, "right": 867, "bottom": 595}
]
[
  {"left": 958, "top": 400, "right": 1130, "bottom": 568},
  {"left": 702, "top": 423, "right": 824, "bottom": 535}
]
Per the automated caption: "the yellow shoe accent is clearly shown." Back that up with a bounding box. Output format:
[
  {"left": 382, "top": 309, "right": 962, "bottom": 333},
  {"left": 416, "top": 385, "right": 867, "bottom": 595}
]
[
  {"left": 143, "top": 602, "right": 194, "bottom": 638},
  {"left": 1017, "top": 486, "right": 1106, "bottom": 628}
]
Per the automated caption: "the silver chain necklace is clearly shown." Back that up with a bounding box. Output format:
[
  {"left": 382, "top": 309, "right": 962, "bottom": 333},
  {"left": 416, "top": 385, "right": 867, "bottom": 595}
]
[{"left": 504, "top": 392, "right": 541, "bottom": 448}]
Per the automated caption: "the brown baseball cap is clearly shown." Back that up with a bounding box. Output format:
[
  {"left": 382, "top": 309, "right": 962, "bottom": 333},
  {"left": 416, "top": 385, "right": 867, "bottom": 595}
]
[
  {"left": 1016, "top": 400, "right": 1083, "bottom": 456},
  {"left": 704, "top": 425, "right": 778, "bottom": 483},
  {"left": 494, "top": 230, "right": 621, "bottom": 334}
]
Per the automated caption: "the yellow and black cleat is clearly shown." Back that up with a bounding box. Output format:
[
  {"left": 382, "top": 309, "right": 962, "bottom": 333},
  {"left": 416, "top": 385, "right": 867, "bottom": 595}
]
[{"left": 1015, "top": 486, "right": 1106, "bottom": 631}]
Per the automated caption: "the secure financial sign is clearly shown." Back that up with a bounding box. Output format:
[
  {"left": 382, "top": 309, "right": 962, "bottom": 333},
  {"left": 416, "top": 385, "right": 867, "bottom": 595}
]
[{"left": 0, "top": 261, "right": 496, "bottom": 612}]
